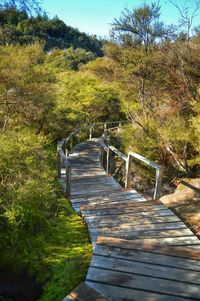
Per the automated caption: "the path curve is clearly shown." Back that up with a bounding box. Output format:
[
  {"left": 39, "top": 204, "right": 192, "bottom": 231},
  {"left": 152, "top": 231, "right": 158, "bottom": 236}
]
[{"left": 60, "top": 139, "right": 200, "bottom": 301}]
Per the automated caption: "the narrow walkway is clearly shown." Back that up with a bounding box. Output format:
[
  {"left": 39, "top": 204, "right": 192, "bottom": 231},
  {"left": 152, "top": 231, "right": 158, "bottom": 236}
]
[{"left": 60, "top": 140, "right": 200, "bottom": 301}]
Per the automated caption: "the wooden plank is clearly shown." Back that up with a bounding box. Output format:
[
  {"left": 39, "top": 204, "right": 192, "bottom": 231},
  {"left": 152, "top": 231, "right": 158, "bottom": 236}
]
[
  {"left": 80, "top": 200, "right": 162, "bottom": 211},
  {"left": 81, "top": 204, "right": 170, "bottom": 216},
  {"left": 84, "top": 190, "right": 145, "bottom": 201},
  {"left": 71, "top": 198, "right": 147, "bottom": 211},
  {"left": 93, "top": 244, "right": 200, "bottom": 271},
  {"left": 71, "top": 175, "right": 118, "bottom": 183},
  {"left": 61, "top": 138, "right": 200, "bottom": 301},
  {"left": 71, "top": 178, "right": 120, "bottom": 185},
  {"left": 89, "top": 228, "right": 194, "bottom": 241},
  {"left": 87, "top": 267, "right": 200, "bottom": 299},
  {"left": 84, "top": 210, "right": 175, "bottom": 223},
  {"left": 87, "top": 281, "right": 191, "bottom": 301},
  {"left": 71, "top": 184, "right": 121, "bottom": 191},
  {"left": 90, "top": 254, "right": 200, "bottom": 284},
  {"left": 87, "top": 221, "right": 187, "bottom": 232},
  {"left": 70, "top": 185, "right": 118, "bottom": 192},
  {"left": 97, "top": 237, "right": 200, "bottom": 260},
  {"left": 68, "top": 282, "right": 110, "bottom": 301},
  {"left": 70, "top": 188, "right": 121, "bottom": 197},
  {"left": 86, "top": 215, "right": 181, "bottom": 228},
  {"left": 71, "top": 180, "right": 120, "bottom": 186},
  {"left": 70, "top": 193, "right": 146, "bottom": 204}
]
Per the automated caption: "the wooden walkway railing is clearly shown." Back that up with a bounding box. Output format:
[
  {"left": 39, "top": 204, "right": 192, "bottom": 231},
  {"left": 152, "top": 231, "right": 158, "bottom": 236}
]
[
  {"left": 57, "top": 120, "right": 163, "bottom": 199},
  {"left": 59, "top": 133, "right": 200, "bottom": 301}
]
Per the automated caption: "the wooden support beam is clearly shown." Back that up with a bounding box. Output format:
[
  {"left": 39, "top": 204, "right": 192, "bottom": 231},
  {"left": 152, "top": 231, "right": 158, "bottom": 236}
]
[
  {"left": 57, "top": 152, "right": 61, "bottom": 178},
  {"left": 66, "top": 165, "right": 71, "bottom": 197},
  {"left": 89, "top": 126, "right": 93, "bottom": 140},
  {"left": 125, "top": 153, "right": 132, "bottom": 188}
]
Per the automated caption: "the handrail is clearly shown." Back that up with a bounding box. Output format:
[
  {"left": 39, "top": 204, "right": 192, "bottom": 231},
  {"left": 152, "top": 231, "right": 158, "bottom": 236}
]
[
  {"left": 109, "top": 146, "right": 128, "bottom": 162},
  {"left": 57, "top": 121, "right": 128, "bottom": 196},
  {"left": 57, "top": 120, "right": 164, "bottom": 200},
  {"left": 125, "top": 152, "right": 164, "bottom": 200},
  {"left": 99, "top": 140, "right": 164, "bottom": 200}
]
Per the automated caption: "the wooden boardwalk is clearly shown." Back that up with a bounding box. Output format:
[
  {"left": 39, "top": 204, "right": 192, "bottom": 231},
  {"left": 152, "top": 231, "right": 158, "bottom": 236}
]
[{"left": 60, "top": 139, "right": 200, "bottom": 301}]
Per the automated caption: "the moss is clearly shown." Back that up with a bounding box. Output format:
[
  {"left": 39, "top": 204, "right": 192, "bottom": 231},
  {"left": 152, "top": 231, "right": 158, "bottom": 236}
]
[
  {"left": 38, "top": 199, "right": 92, "bottom": 301},
  {"left": 0, "top": 130, "right": 92, "bottom": 301}
]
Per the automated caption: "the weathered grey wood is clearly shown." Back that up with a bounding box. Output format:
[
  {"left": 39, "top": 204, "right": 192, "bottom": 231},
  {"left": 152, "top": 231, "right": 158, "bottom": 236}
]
[
  {"left": 154, "top": 166, "right": 164, "bottom": 200},
  {"left": 90, "top": 228, "right": 195, "bottom": 243},
  {"left": 86, "top": 215, "right": 181, "bottom": 227},
  {"left": 89, "top": 126, "right": 93, "bottom": 140},
  {"left": 57, "top": 136, "right": 200, "bottom": 301},
  {"left": 80, "top": 199, "right": 161, "bottom": 211},
  {"left": 125, "top": 153, "right": 132, "bottom": 188},
  {"left": 103, "top": 123, "right": 107, "bottom": 139},
  {"left": 93, "top": 244, "right": 200, "bottom": 271},
  {"left": 70, "top": 188, "right": 121, "bottom": 197},
  {"left": 76, "top": 128, "right": 80, "bottom": 144},
  {"left": 57, "top": 152, "right": 61, "bottom": 178},
  {"left": 86, "top": 281, "right": 191, "bottom": 301},
  {"left": 109, "top": 146, "right": 127, "bottom": 162},
  {"left": 90, "top": 255, "right": 200, "bottom": 284},
  {"left": 81, "top": 204, "right": 171, "bottom": 217},
  {"left": 84, "top": 210, "right": 175, "bottom": 223},
  {"left": 70, "top": 196, "right": 146, "bottom": 207},
  {"left": 97, "top": 236, "right": 200, "bottom": 255},
  {"left": 66, "top": 166, "right": 71, "bottom": 197},
  {"left": 87, "top": 267, "right": 200, "bottom": 299},
  {"left": 88, "top": 221, "right": 187, "bottom": 232},
  {"left": 106, "top": 147, "right": 112, "bottom": 174},
  {"left": 65, "top": 282, "right": 110, "bottom": 301},
  {"left": 100, "top": 144, "right": 104, "bottom": 167}
]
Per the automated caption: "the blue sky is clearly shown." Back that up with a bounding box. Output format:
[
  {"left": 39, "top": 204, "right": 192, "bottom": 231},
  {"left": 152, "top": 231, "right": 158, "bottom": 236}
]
[{"left": 42, "top": 0, "right": 200, "bottom": 37}]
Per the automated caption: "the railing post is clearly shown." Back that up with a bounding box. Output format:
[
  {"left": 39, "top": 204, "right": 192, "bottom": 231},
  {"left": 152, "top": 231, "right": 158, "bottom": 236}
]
[
  {"left": 106, "top": 136, "right": 110, "bottom": 146},
  {"left": 153, "top": 167, "right": 164, "bottom": 200},
  {"left": 77, "top": 128, "right": 80, "bottom": 144},
  {"left": 118, "top": 122, "right": 122, "bottom": 133},
  {"left": 70, "top": 135, "right": 73, "bottom": 151},
  {"left": 57, "top": 152, "right": 61, "bottom": 178},
  {"left": 89, "top": 126, "right": 93, "bottom": 140},
  {"left": 104, "top": 123, "right": 107, "bottom": 139},
  {"left": 125, "top": 153, "right": 132, "bottom": 188},
  {"left": 106, "top": 147, "right": 112, "bottom": 174},
  {"left": 62, "top": 139, "right": 66, "bottom": 155},
  {"left": 66, "top": 165, "right": 71, "bottom": 197},
  {"left": 100, "top": 144, "right": 104, "bottom": 167}
]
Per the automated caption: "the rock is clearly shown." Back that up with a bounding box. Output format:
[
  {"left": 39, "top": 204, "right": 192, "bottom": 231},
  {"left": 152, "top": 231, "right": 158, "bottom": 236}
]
[{"left": 160, "top": 178, "right": 200, "bottom": 206}]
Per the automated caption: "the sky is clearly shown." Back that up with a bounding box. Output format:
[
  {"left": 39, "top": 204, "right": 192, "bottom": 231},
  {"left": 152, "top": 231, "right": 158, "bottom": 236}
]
[{"left": 42, "top": 0, "right": 200, "bottom": 37}]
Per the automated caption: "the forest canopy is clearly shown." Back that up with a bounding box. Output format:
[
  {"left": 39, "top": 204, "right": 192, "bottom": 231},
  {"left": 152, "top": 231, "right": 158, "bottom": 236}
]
[{"left": 0, "top": 4, "right": 104, "bottom": 55}]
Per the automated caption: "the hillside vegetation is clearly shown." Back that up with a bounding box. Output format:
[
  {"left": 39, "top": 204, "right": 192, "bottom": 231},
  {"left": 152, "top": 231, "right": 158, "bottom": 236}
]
[{"left": 0, "top": 5, "right": 103, "bottom": 55}]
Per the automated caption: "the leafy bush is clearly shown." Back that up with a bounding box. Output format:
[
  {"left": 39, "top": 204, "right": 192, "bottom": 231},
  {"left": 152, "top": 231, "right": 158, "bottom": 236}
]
[{"left": 0, "top": 129, "right": 92, "bottom": 300}]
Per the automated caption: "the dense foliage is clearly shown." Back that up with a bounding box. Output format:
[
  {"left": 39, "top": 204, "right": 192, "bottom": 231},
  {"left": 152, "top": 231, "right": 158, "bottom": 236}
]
[
  {"left": 86, "top": 3, "right": 200, "bottom": 180},
  {"left": 0, "top": 130, "right": 91, "bottom": 300},
  {"left": 0, "top": 40, "right": 120, "bottom": 300},
  {"left": 92, "top": 40, "right": 200, "bottom": 176},
  {"left": 0, "top": 5, "right": 103, "bottom": 55}
]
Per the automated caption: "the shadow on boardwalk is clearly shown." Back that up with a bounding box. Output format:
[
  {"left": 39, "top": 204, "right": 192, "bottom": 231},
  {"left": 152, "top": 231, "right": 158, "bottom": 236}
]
[{"left": 61, "top": 140, "right": 200, "bottom": 301}]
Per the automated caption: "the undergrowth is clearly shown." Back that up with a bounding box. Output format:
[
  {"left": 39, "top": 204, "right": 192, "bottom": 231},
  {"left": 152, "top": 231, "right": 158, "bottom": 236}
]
[{"left": 0, "top": 129, "right": 92, "bottom": 300}]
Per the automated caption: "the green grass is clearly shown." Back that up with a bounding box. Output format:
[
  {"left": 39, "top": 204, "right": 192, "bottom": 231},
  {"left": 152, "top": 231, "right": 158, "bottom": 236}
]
[
  {"left": 0, "top": 130, "right": 92, "bottom": 301},
  {"left": 38, "top": 199, "right": 92, "bottom": 301}
]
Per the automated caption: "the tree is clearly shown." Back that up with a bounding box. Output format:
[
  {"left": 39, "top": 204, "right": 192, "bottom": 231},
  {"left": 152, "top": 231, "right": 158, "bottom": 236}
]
[
  {"left": 0, "top": 43, "right": 55, "bottom": 134},
  {"left": 111, "top": 2, "right": 170, "bottom": 52},
  {"left": 0, "top": 0, "right": 42, "bottom": 14},
  {"left": 169, "top": 0, "right": 200, "bottom": 42},
  {"left": 45, "top": 47, "right": 95, "bottom": 71}
]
